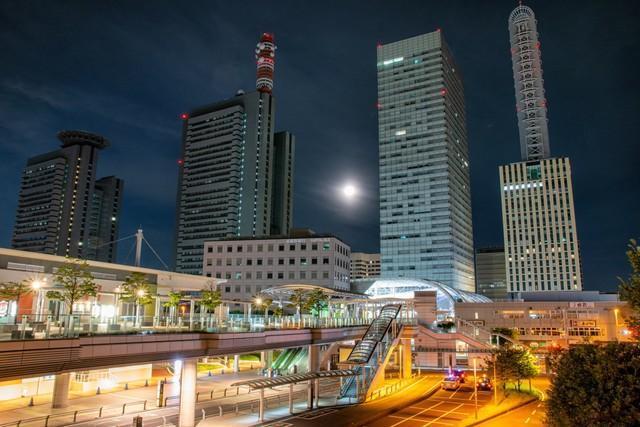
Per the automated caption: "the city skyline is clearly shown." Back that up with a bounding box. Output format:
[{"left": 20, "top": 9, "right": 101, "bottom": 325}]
[{"left": 0, "top": 1, "right": 638, "bottom": 291}]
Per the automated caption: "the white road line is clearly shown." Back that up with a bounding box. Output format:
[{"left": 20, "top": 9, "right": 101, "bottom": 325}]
[
  {"left": 388, "top": 401, "right": 446, "bottom": 427},
  {"left": 389, "top": 414, "right": 454, "bottom": 425},
  {"left": 423, "top": 403, "right": 465, "bottom": 426},
  {"left": 525, "top": 416, "right": 531, "bottom": 423},
  {"left": 448, "top": 388, "right": 460, "bottom": 399},
  {"left": 468, "top": 391, "right": 476, "bottom": 401},
  {"left": 532, "top": 409, "right": 537, "bottom": 415}
]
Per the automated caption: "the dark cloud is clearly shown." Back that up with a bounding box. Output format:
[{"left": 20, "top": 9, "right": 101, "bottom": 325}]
[{"left": 0, "top": 0, "right": 638, "bottom": 291}]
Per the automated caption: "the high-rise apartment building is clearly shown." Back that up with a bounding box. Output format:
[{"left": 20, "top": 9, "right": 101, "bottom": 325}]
[
  {"left": 12, "top": 130, "right": 123, "bottom": 262},
  {"left": 377, "top": 30, "right": 475, "bottom": 292},
  {"left": 350, "top": 252, "right": 380, "bottom": 280},
  {"left": 475, "top": 247, "right": 507, "bottom": 300},
  {"left": 175, "top": 33, "right": 295, "bottom": 275},
  {"left": 501, "top": 5, "right": 583, "bottom": 294}
]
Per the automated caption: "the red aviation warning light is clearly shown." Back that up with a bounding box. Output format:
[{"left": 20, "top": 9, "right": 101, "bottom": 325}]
[
  {"left": 180, "top": 113, "right": 189, "bottom": 120},
  {"left": 255, "top": 33, "right": 276, "bottom": 93}
]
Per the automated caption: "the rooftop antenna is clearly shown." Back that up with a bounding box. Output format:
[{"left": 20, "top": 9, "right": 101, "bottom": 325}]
[{"left": 135, "top": 227, "right": 144, "bottom": 267}]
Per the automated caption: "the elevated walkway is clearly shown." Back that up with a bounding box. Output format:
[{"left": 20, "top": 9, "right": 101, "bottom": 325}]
[{"left": 339, "top": 304, "right": 408, "bottom": 402}]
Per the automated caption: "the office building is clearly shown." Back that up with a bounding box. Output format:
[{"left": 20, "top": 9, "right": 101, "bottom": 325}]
[
  {"left": 501, "top": 5, "right": 583, "bottom": 294},
  {"left": 350, "top": 252, "right": 380, "bottom": 280},
  {"left": 270, "top": 131, "right": 295, "bottom": 236},
  {"left": 202, "top": 229, "right": 351, "bottom": 301},
  {"left": 475, "top": 247, "right": 507, "bottom": 300},
  {"left": 377, "top": 30, "right": 475, "bottom": 292},
  {"left": 175, "top": 33, "right": 295, "bottom": 275},
  {"left": 12, "top": 131, "right": 123, "bottom": 262}
]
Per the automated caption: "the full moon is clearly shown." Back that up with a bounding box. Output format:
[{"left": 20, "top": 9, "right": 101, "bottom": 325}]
[{"left": 342, "top": 184, "right": 357, "bottom": 199}]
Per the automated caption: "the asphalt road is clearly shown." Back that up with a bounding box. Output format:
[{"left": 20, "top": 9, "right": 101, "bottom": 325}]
[
  {"left": 364, "top": 385, "right": 494, "bottom": 427},
  {"left": 479, "top": 399, "right": 545, "bottom": 426}
]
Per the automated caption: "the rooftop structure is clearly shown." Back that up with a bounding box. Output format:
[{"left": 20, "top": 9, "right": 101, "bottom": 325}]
[{"left": 255, "top": 33, "right": 276, "bottom": 93}]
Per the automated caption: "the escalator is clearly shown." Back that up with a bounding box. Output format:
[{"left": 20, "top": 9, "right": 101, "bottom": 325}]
[{"left": 271, "top": 347, "right": 308, "bottom": 374}]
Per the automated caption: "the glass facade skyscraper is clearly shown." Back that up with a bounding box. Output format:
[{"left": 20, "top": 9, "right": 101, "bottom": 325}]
[{"left": 377, "top": 31, "right": 475, "bottom": 292}]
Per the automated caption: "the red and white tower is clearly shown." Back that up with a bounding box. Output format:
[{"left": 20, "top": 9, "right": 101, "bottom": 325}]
[{"left": 255, "top": 33, "right": 276, "bottom": 93}]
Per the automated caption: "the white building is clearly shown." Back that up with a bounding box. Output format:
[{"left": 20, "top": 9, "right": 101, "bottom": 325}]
[
  {"left": 500, "top": 158, "right": 582, "bottom": 294},
  {"left": 202, "top": 230, "right": 351, "bottom": 302},
  {"left": 350, "top": 252, "right": 380, "bottom": 281}
]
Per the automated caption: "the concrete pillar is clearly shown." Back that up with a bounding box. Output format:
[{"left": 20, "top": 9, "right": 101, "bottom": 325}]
[
  {"left": 289, "top": 383, "right": 294, "bottom": 414},
  {"left": 259, "top": 388, "right": 265, "bottom": 422},
  {"left": 307, "top": 379, "right": 314, "bottom": 409},
  {"left": 178, "top": 359, "right": 197, "bottom": 427},
  {"left": 233, "top": 354, "right": 240, "bottom": 373},
  {"left": 401, "top": 340, "right": 412, "bottom": 379},
  {"left": 260, "top": 350, "right": 273, "bottom": 369},
  {"left": 51, "top": 373, "right": 70, "bottom": 408},
  {"left": 308, "top": 345, "right": 320, "bottom": 373}
]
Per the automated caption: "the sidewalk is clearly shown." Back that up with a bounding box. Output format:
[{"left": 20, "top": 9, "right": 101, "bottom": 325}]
[{"left": 0, "top": 366, "right": 262, "bottom": 425}]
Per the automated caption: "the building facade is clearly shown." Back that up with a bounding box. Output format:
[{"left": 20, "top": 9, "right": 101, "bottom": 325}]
[
  {"left": 174, "top": 34, "right": 295, "bottom": 275},
  {"left": 350, "top": 252, "right": 380, "bottom": 281},
  {"left": 500, "top": 5, "right": 583, "bottom": 295},
  {"left": 202, "top": 230, "right": 351, "bottom": 302},
  {"left": 500, "top": 158, "right": 582, "bottom": 293},
  {"left": 377, "top": 30, "right": 475, "bottom": 292},
  {"left": 12, "top": 131, "right": 123, "bottom": 263},
  {"left": 475, "top": 247, "right": 507, "bottom": 300},
  {"left": 456, "top": 292, "right": 631, "bottom": 348}
]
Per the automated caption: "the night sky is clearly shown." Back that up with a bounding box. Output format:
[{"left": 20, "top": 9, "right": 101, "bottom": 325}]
[{"left": 1, "top": 1, "right": 638, "bottom": 291}]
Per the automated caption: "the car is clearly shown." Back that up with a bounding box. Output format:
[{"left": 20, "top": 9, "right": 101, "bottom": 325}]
[
  {"left": 477, "top": 376, "right": 493, "bottom": 391},
  {"left": 441, "top": 376, "right": 461, "bottom": 390},
  {"left": 452, "top": 369, "right": 466, "bottom": 383}
]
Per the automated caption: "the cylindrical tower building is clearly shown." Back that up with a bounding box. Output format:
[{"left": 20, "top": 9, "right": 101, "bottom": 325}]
[
  {"left": 255, "top": 33, "right": 276, "bottom": 93},
  {"left": 509, "top": 5, "right": 550, "bottom": 161}
]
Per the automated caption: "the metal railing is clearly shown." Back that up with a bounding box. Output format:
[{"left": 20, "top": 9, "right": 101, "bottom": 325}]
[
  {"left": 0, "top": 380, "right": 341, "bottom": 427},
  {"left": 0, "top": 314, "right": 371, "bottom": 342}
]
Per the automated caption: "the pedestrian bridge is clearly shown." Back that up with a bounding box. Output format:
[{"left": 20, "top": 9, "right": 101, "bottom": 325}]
[{"left": 0, "top": 325, "right": 368, "bottom": 381}]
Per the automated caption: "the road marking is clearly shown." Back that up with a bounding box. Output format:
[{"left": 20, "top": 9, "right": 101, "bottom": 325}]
[
  {"left": 423, "top": 403, "right": 465, "bottom": 426},
  {"left": 525, "top": 416, "right": 531, "bottom": 423},
  {"left": 532, "top": 410, "right": 537, "bottom": 415},
  {"left": 468, "top": 391, "right": 476, "bottom": 401},
  {"left": 537, "top": 403, "right": 542, "bottom": 408},
  {"left": 448, "top": 388, "right": 460, "bottom": 399},
  {"left": 388, "top": 401, "right": 445, "bottom": 427},
  {"left": 389, "top": 415, "right": 454, "bottom": 425}
]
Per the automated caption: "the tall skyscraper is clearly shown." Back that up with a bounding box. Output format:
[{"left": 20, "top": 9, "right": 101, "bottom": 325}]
[
  {"left": 270, "top": 131, "right": 295, "bottom": 236},
  {"left": 12, "top": 130, "right": 123, "bottom": 262},
  {"left": 174, "top": 33, "right": 295, "bottom": 275},
  {"left": 509, "top": 4, "right": 551, "bottom": 161},
  {"left": 501, "top": 5, "right": 583, "bottom": 294},
  {"left": 377, "top": 31, "right": 475, "bottom": 292}
]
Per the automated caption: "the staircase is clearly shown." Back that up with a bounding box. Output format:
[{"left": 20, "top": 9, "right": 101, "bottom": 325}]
[{"left": 339, "top": 304, "right": 402, "bottom": 400}]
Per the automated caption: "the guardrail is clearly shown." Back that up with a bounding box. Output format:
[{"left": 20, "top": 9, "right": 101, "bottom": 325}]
[
  {"left": 0, "top": 400, "right": 149, "bottom": 427},
  {"left": 0, "top": 382, "right": 340, "bottom": 427},
  {"left": 0, "top": 314, "right": 370, "bottom": 342}
]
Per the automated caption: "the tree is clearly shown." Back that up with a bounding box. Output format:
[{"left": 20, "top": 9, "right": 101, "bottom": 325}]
[
  {"left": 288, "top": 289, "right": 308, "bottom": 317},
  {"left": 200, "top": 282, "right": 221, "bottom": 327},
  {"left": 0, "top": 280, "right": 33, "bottom": 320},
  {"left": 273, "top": 306, "right": 284, "bottom": 317},
  {"left": 46, "top": 258, "right": 97, "bottom": 315},
  {"left": 546, "top": 343, "right": 640, "bottom": 426},
  {"left": 163, "top": 290, "right": 182, "bottom": 324},
  {"left": 485, "top": 346, "right": 539, "bottom": 391},
  {"left": 618, "top": 239, "right": 640, "bottom": 340},
  {"left": 120, "top": 272, "right": 154, "bottom": 326},
  {"left": 305, "top": 289, "right": 328, "bottom": 317},
  {"left": 437, "top": 321, "right": 455, "bottom": 332}
]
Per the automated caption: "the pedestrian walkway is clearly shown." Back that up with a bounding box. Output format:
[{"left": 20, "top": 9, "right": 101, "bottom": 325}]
[{"left": 0, "top": 365, "right": 263, "bottom": 425}]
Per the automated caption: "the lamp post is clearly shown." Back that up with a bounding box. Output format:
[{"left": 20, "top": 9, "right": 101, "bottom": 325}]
[
  {"left": 31, "top": 277, "right": 47, "bottom": 322},
  {"left": 136, "top": 289, "right": 146, "bottom": 328},
  {"left": 473, "top": 357, "right": 478, "bottom": 419}
]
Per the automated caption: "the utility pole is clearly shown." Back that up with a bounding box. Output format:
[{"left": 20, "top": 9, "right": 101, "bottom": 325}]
[
  {"left": 135, "top": 228, "right": 143, "bottom": 267},
  {"left": 493, "top": 353, "right": 498, "bottom": 405},
  {"left": 474, "top": 358, "right": 478, "bottom": 419}
]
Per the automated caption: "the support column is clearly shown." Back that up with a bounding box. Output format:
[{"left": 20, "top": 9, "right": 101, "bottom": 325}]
[
  {"left": 259, "top": 388, "right": 265, "bottom": 422},
  {"left": 289, "top": 383, "right": 294, "bottom": 414},
  {"left": 51, "top": 373, "right": 70, "bottom": 408},
  {"left": 307, "top": 379, "right": 314, "bottom": 409},
  {"left": 178, "top": 359, "right": 197, "bottom": 427},
  {"left": 402, "top": 340, "right": 412, "bottom": 379},
  {"left": 233, "top": 354, "right": 240, "bottom": 373},
  {"left": 308, "top": 345, "right": 320, "bottom": 373},
  {"left": 260, "top": 350, "right": 273, "bottom": 369}
]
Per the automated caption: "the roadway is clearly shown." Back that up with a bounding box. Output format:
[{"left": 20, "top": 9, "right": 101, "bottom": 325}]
[{"left": 365, "top": 386, "right": 494, "bottom": 427}]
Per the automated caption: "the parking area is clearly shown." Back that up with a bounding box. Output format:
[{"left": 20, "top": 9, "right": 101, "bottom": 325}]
[{"left": 365, "top": 386, "right": 494, "bottom": 427}]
